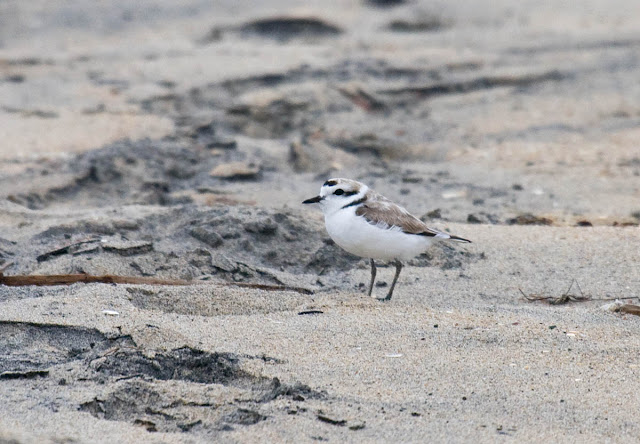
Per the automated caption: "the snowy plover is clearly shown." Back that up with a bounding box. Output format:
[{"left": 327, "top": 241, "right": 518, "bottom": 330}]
[{"left": 303, "top": 178, "right": 471, "bottom": 301}]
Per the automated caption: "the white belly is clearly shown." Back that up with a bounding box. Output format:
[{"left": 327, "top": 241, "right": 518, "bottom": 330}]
[{"left": 324, "top": 208, "right": 433, "bottom": 261}]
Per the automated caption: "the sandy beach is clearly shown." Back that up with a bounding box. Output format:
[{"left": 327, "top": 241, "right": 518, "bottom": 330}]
[{"left": 1, "top": 1, "right": 640, "bottom": 442}]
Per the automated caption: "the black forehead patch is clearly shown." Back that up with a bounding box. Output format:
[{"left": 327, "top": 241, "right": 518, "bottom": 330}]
[{"left": 323, "top": 179, "right": 338, "bottom": 187}]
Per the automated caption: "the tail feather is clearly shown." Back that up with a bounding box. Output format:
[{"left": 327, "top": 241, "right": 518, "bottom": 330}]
[
  {"left": 433, "top": 232, "right": 471, "bottom": 243},
  {"left": 449, "top": 234, "right": 471, "bottom": 243}
]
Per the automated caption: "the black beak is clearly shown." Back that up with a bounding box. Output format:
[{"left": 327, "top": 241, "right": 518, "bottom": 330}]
[{"left": 302, "top": 195, "right": 323, "bottom": 204}]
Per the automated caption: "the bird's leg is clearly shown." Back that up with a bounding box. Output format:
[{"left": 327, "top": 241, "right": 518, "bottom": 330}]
[
  {"left": 367, "top": 258, "right": 377, "bottom": 297},
  {"left": 381, "top": 260, "right": 403, "bottom": 301}
]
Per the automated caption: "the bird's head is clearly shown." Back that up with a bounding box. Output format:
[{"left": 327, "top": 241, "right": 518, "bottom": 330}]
[{"left": 303, "top": 178, "right": 367, "bottom": 215}]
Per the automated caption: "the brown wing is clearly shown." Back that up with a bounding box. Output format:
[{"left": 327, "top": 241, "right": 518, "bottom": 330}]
[{"left": 355, "top": 195, "right": 439, "bottom": 237}]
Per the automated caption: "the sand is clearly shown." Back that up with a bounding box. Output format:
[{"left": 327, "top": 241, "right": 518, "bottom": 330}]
[{"left": 1, "top": 0, "right": 640, "bottom": 442}]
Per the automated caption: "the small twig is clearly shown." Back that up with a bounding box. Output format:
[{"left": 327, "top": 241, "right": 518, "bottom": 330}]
[
  {"left": 0, "top": 272, "right": 314, "bottom": 295},
  {"left": 564, "top": 279, "right": 576, "bottom": 297},
  {"left": 519, "top": 288, "right": 543, "bottom": 301},
  {"left": 521, "top": 278, "right": 638, "bottom": 304},
  {"left": 520, "top": 278, "right": 591, "bottom": 304},
  {"left": 574, "top": 279, "right": 584, "bottom": 298},
  {"left": 588, "top": 296, "right": 638, "bottom": 301},
  {"left": 115, "top": 373, "right": 145, "bottom": 382},
  {"left": 223, "top": 282, "right": 314, "bottom": 295},
  {"left": 0, "top": 274, "right": 192, "bottom": 287}
]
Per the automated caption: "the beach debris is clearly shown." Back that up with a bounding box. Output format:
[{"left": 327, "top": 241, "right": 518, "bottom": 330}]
[
  {"left": 522, "top": 279, "right": 639, "bottom": 308},
  {"left": 227, "top": 282, "right": 313, "bottom": 294},
  {"left": 385, "top": 353, "right": 403, "bottom": 358},
  {"left": 317, "top": 413, "right": 347, "bottom": 426},
  {"left": 602, "top": 301, "right": 640, "bottom": 317},
  {"left": 298, "top": 310, "right": 324, "bottom": 315},
  {"left": 601, "top": 300, "right": 624, "bottom": 312},
  {"left": 618, "top": 305, "right": 640, "bottom": 316},
  {"left": 102, "top": 310, "right": 119, "bottom": 316},
  {"left": 0, "top": 273, "right": 191, "bottom": 287},
  {"left": 36, "top": 237, "right": 101, "bottom": 262},
  {"left": 507, "top": 213, "right": 553, "bottom": 226},
  {"left": 520, "top": 279, "right": 590, "bottom": 304},
  {"left": 316, "top": 410, "right": 365, "bottom": 431},
  {"left": 0, "top": 271, "right": 313, "bottom": 294},
  {"left": 36, "top": 237, "right": 152, "bottom": 261}
]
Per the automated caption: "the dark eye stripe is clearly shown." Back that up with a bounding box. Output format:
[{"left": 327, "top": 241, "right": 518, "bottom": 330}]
[{"left": 333, "top": 189, "right": 358, "bottom": 196}]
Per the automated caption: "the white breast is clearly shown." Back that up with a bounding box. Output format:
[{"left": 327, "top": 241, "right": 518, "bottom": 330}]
[{"left": 324, "top": 207, "right": 433, "bottom": 261}]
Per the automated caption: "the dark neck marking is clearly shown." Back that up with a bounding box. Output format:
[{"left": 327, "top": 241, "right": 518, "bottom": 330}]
[{"left": 341, "top": 196, "right": 367, "bottom": 210}]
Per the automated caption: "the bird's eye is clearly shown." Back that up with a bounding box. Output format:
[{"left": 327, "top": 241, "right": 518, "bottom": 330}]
[{"left": 334, "top": 189, "right": 345, "bottom": 195}]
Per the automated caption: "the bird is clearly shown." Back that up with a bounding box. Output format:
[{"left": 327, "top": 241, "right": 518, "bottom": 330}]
[{"left": 303, "top": 178, "right": 471, "bottom": 301}]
